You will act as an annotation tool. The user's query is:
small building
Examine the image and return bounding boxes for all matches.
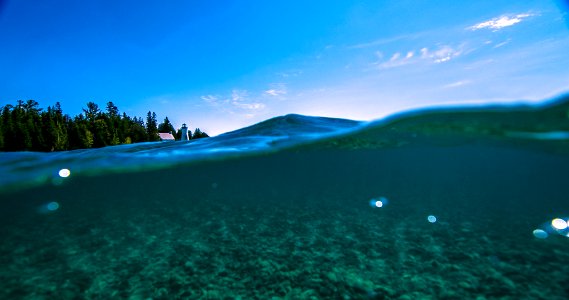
[158,132,175,141]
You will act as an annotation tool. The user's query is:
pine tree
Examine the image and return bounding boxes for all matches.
[83,102,100,123]
[93,118,109,147]
[146,111,159,141]
[0,106,4,150]
[11,102,32,150]
[1,105,13,150]
[192,128,209,139]
[40,108,56,151]
[158,116,176,134]
[131,117,148,143]
[105,102,120,145]
[52,102,69,151]
[105,102,119,118]
[0,99,208,151]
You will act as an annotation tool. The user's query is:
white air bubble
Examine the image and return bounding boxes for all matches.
[58,169,71,178]
[552,218,568,230]
[47,202,60,211]
[533,229,548,239]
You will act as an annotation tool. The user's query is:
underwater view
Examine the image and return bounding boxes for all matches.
[2,1,569,298]
[1,96,569,299]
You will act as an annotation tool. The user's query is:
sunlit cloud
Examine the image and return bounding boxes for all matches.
[469,13,534,31]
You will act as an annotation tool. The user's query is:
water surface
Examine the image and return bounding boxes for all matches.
[1,96,569,299]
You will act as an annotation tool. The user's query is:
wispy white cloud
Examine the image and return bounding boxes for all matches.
[375,51,383,59]
[231,89,247,102]
[264,83,287,97]
[493,39,511,48]
[443,80,472,89]
[469,13,534,31]
[232,102,265,110]
[230,89,265,111]
[265,90,279,96]
[277,70,303,78]
[200,95,219,105]
[423,45,463,63]
[348,33,422,49]
[375,45,463,69]
[389,52,401,61]
[202,89,266,116]
[375,51,414,69]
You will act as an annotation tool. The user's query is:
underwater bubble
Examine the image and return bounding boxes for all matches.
[369,196,388,208]
[532,229,548,239]
[551,218,568,230]
[427,215,437,223]
[46,202,60,211]
[58,168,71,178]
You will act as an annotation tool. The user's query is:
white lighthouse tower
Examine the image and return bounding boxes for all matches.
[181,123,189,141]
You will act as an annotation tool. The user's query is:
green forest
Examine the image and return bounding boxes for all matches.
[0,100,208,152]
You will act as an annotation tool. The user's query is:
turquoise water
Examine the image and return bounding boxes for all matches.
[1,96,569,299]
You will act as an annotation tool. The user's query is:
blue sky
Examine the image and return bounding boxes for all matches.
[1,0,568,135]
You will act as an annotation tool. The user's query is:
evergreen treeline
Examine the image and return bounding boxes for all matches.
[0,100,209,152]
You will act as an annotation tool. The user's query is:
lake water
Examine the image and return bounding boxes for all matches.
[1,96,569,299]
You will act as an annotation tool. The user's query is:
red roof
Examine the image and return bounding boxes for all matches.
[158,133,175,141]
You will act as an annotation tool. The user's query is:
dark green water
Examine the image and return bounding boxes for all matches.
[1,97,569,299]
